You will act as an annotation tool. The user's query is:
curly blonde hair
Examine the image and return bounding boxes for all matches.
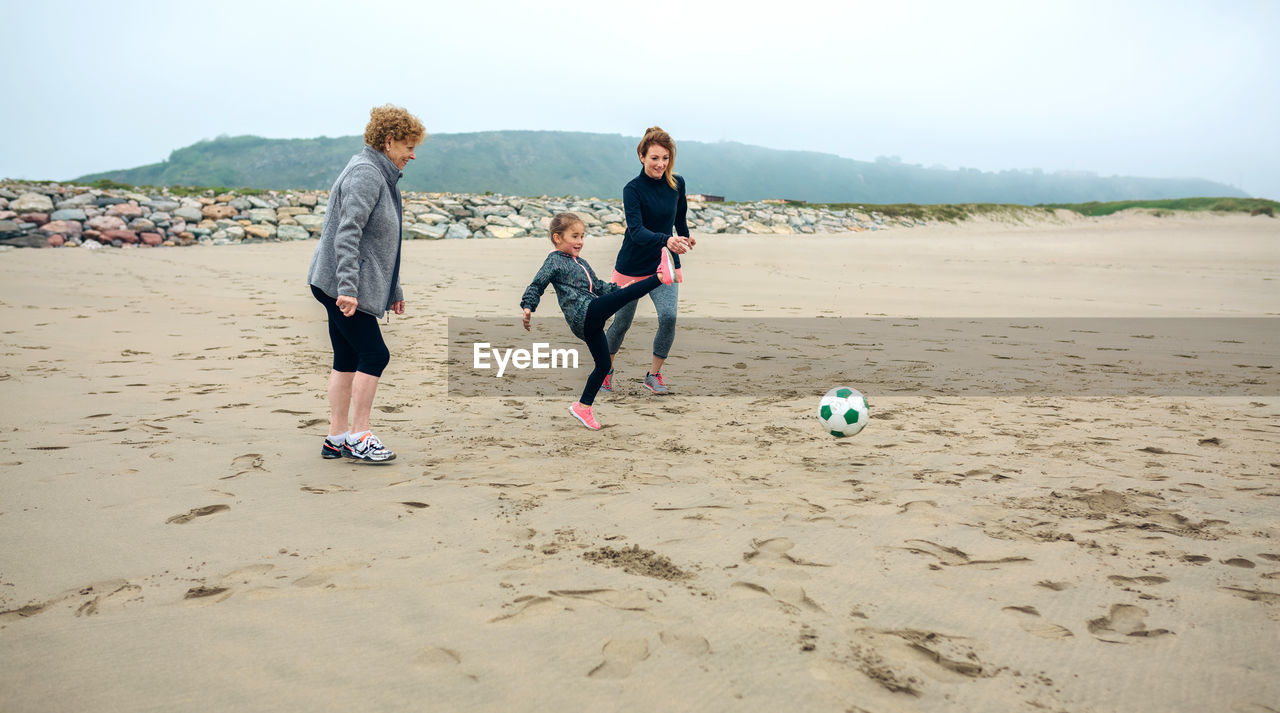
[363,105,426,149]
[637,126,678,190]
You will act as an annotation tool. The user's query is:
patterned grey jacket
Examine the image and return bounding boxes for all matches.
[520,251,620,340]
[307,147,404,318]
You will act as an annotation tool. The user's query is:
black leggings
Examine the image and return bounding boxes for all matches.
[311,285,391,377]
[580,275,662,406]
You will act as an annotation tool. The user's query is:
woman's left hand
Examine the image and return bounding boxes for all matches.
[685,235,696,250]
[391,300,405,315]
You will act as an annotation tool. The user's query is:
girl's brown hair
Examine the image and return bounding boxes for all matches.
[363,104,427,150]
[637,126,678,190]
[549,212,584,245]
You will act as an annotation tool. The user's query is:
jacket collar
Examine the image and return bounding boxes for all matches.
[362,146,402,186]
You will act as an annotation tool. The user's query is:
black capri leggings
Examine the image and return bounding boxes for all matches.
[579,275,662,406]
[311,285,391,377]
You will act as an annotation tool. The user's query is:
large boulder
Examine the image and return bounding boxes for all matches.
[50,208,87,222]
[243,224,275,239]
[42,220,83,235]
[474,205,516,217]
[293,214,324,233]
[12,192,54,212]
[0,233,51,249]
[86,215,127,232]
[486,225,526,239]
[55,193,97,210]
[173,206,203,222]
[276,224,309,240]
[106,201,144,219]
[445,223,470,239]
[202,204,237,220]
[246,208,277,224]
[101,229,139,244]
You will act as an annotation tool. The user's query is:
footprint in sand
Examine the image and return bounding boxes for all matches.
[743,537,831,568]
[548,589,651,611]
[414,646,477,681]
[488,595,562,623]
[899,539,1030,569]
[1087,604,1172,642]
[729,580,825,613]
[1002,605,1074,640]
[1108,574,1171,587]
[224,453,265,480]
[75,581,143,617]
[587,638,650,679]
[1218,587,1280,604]
[166,504,230,524]
[659,629,711,655]
[1222,558,1256,569]
[1,579,142,621]
[301,484,356,494]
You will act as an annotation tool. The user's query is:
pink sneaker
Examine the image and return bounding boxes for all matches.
[656,247,676,285]
[569,401,601,430]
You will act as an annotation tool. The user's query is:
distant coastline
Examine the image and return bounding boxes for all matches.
[69,131,1249,205]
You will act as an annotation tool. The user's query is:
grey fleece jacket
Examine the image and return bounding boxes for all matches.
[307,147,405,318]
[520,251,620,340]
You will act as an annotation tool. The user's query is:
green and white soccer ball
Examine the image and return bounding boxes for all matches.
[819,386,869,437]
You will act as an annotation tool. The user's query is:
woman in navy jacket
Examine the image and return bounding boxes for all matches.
[604,126,695,395]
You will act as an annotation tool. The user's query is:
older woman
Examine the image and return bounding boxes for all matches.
[604,126,695,395]
[307,104,425,463]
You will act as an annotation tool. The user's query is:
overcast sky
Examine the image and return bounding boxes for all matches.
[4,0,1277,199]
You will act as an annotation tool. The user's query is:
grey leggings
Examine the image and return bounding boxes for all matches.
[606,281,678,359]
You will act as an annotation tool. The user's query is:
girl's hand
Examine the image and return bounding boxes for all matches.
[391,300,405,315]
[522,308,532,331]
[667,236,689,254]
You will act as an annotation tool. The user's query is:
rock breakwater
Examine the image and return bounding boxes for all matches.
[0,181,912,249]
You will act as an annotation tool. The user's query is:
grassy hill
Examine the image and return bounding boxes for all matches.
[78,131,1248,204]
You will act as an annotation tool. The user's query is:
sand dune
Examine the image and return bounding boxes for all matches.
[0,214,1277,712]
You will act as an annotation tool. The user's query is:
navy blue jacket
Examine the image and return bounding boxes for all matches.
[615,171,688,276]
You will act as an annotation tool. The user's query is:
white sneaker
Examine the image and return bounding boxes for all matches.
[345,432,396,463]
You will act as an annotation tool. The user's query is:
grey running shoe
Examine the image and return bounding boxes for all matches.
[601,368,614,393]
[642,372,669,395]
[345,432,396,463]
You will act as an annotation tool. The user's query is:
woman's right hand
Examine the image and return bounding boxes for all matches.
[666,236,689,254]
[336,295,358,317]
[522,308,532,331]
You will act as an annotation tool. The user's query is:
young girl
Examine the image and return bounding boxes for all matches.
[521,213,677,430]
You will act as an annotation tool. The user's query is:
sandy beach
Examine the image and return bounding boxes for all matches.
[1,213,1277,712]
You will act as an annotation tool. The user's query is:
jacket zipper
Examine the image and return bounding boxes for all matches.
[571,255,592,293]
